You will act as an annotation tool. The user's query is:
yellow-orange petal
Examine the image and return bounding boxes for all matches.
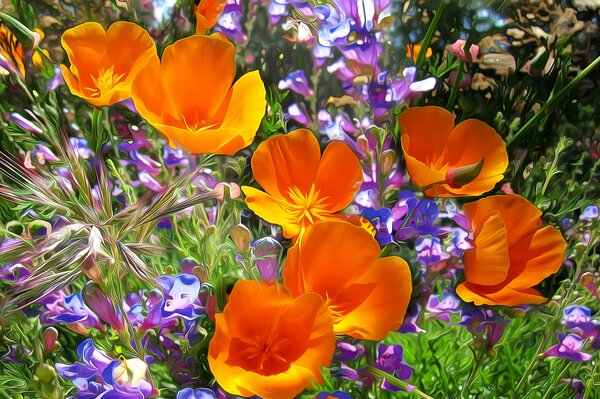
[509,225,566,289]
[241,186,301,238]
[436,119,508,196]
[251,129,321,200]
[103,21,156,82]
[195,0,227,32]
[331,256,412,340]
[397,106,455,166]
[463,195,542,248]
[455,283,547,306]
[283,221,381,298]
[161,34,235,124]
[313,141,363,212]
[402,148,446,189]
[60,21,105,81]
[463,212,510,286]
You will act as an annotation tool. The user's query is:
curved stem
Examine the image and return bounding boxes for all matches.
[415,1,447,72]
[365,365,434,399]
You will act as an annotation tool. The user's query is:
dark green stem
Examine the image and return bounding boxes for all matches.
[415,1,447,72]
[508,55,600,151]
[446,61,465,111]
[365,366,434,399]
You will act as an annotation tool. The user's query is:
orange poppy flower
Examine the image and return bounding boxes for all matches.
[406,44,432,63]
[195,0,227,33]
[398,106,508,197]
[283,220,412,340]
[0,23,25,77]
[131,33,266,155]
[60,21,156,107]
[32,28,51,69]
[242,129,362,238]
[456,194,567,306]
[208,280,335,399]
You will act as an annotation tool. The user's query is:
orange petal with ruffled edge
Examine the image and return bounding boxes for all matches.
[313,141,363,211]
[208,280,335,399]
[250,129,321,201]
[456,283,546,306]
[195,0,227,32]
[509,225,566,289]
[161,34,235,125]
[284,221,412,340]
[463,211,510,286]
[433,119,508,196]
[463,195,542,247]
[398,106,455,166]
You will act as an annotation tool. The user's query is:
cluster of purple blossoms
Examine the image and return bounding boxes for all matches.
[542,305,598,362]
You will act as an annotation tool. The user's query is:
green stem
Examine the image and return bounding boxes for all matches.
[415,1,447,72]
[460,347,485,399]
[446,61,465,111]
[508,55,600,151]
[365,366,434,399]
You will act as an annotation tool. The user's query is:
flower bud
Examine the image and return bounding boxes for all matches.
[445,158,485,188]
[43,327,59,355]
[35,363,56,383]
[230,224,251,252]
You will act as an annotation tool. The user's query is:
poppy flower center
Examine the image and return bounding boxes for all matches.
[285,185,330,227]
[85,66,126,98]
[229,331,293,375]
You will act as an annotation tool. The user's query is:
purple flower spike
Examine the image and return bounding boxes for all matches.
[177,388,217,399]
[163,146,189,168]
[361,207,394,246]
[316,392,352,399]
[252,237,282,284]
[375,344,413,392]
[127,151,162,175]
[580,205,599,222]
[335,341,365,361]
[285,102,311,126]
[393,191,442,240]
[7,112,43,134]
[278,70,314,97]
[543,334,592,362]
[563,305,592,325]
[560,378,584,399]
[426,290,461,322]
[415,237,448,266]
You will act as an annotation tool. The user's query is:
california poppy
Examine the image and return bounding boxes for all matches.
[60,21,156,106]
[456,194,567,306]
[0,23,25,77]
[208,280,335,399]
[242,129,362,238]
[283,220,412,340]
[131,33,266,155]
[398,106,508,197]
[195,0,227,33]
[406,44,432,63]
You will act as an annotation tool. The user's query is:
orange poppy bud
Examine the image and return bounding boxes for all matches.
[284,220,412,340]
[242,129,363,238]
[208,280,335,399]
[195,0,227,33]
[456,195,567,306]
[131,33,266,155]
[398,106,508,197]
[60,21,156,107]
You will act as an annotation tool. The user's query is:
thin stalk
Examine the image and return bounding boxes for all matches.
[415,1,447,72]
[365,365,434,399]
[446,61,465,111]
[508,55,600,151]
[460,347,485,399]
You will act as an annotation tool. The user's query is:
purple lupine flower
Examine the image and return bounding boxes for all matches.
[563,305,592,325]
[560,378,584,399]
[118,126,154,152]
[361,207,394,245]
[393,191,442,240]
[6,112,43,134]
[56,339,153,399]
[375,344,413,392]
[163,146,189,168]
[33,143,60,163]
[333,362,362,381]
[142,274,203,330]
[214,0,247,42]
[426,290,461,322]
[0,263,31,283]
[45,66,64,91]
[415,237,448,266]
[460,305,509,349]
[41,292,102,330]
[278,70,314,97]
[126,151,162,175]
[132,170,163,192]
[268,0,287,25]
[580,205,599,222]
[69,137,94,159]
[399,305,426,334]
[285,102,311,126]
[335,341,365,361]
[446,227,472,257]
[543,334,592,362]
[316,392,352,399]
[252,237,282,284]
[177,388,217,399]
